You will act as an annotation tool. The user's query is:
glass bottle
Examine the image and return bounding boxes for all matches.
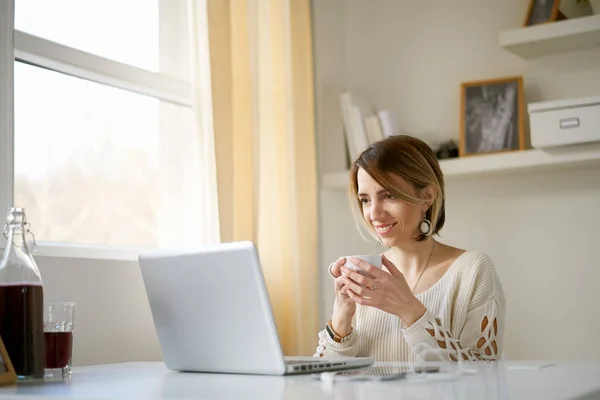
[0,208,44,379]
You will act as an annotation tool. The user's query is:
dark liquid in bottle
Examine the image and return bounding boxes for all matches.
[44,331,73,369]
[0,284,44,378]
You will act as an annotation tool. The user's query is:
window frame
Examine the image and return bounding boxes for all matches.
[0,0,14,246]
[0,0,193,260]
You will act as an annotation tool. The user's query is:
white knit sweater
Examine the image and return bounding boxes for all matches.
[316,251,506,362]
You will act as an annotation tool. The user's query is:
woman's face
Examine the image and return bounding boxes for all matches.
[357,168,426,248]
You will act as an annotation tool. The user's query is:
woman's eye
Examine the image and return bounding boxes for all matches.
[360,198,370,205]
[384,193,395,200]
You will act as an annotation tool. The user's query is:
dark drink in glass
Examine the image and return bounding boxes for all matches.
[44,331,73,369]
[44,302,75,376]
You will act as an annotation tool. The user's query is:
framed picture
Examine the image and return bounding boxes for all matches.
[524,0,560,26]
[0,335,16,385]
[459,76,525,157]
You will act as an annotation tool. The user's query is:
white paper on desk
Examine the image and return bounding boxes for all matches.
[507,361,556,370]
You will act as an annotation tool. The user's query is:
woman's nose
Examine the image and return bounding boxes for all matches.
[369,201,385,220]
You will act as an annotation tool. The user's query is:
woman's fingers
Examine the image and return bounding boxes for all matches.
[334,276,345,291]
[334,277,350,297]
[329,257,347,279]
[341,266,377,289]
[348,257,387,279]
[344,277,368,297]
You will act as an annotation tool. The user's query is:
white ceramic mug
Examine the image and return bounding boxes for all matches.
[344,254,382,277]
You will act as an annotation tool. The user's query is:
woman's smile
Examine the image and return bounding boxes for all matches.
[373,222,398,236]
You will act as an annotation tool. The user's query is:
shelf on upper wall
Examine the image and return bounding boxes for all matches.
[499,14,600,58]
[321,143,600,189]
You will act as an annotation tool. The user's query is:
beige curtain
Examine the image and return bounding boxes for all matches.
[207,0,319,356]
[167,0,221,246]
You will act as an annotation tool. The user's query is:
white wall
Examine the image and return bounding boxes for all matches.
[443,166,600,360]
[38,256,161,366]
[313,0,600,360]
[342,0,600,143]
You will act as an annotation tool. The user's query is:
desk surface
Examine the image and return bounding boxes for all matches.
[1,361,600,400]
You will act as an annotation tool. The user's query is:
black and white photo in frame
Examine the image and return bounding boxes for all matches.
[460,76,525,157]
[524,0,560,26]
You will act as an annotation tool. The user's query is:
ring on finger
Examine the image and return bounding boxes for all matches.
[370,278,379,291]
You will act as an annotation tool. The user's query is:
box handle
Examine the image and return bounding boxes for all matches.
[559,117,580,129]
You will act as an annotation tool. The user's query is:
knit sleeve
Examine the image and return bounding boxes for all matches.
[313,327,360,358]
[402,254,506,361]
[402,296,504,361]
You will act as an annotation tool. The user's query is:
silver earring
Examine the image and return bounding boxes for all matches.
[420,218,431,235]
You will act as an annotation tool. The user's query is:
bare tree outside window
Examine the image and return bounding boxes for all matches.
[13,63,162,247]
[8,0,196,248]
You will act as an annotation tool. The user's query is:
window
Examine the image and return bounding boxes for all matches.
[1,0,195,250]
[15,0,159,71]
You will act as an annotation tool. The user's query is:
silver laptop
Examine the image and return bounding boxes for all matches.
[138,240,374,375]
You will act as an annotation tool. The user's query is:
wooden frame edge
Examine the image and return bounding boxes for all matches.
[0,335,17,385]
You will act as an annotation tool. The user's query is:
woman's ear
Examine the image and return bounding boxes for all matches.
[420,185,437,211]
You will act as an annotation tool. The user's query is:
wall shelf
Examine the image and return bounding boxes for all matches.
[321,143,600,189]
[499,14,600,58]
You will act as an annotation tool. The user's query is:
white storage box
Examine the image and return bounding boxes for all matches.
[528,95,600,148]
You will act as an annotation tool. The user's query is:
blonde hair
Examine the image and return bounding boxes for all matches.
[348,135,445,242]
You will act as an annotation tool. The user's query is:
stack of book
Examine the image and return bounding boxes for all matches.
[339,91,398,162]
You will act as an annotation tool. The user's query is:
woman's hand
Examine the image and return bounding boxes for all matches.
[334,276,356,314]
[328,257,345,279]
[341,255,427,326]
[330,257,356,336]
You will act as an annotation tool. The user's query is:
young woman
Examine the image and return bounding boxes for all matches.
[314,135,506,362]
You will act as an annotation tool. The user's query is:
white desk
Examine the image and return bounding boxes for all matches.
[1,361,600,400]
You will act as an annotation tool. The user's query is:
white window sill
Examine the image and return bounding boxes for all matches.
[22,242,152,262]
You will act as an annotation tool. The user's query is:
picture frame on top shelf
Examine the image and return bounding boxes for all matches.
[524,0,561,26]
[0,335,17,385]
[459,76,525,157]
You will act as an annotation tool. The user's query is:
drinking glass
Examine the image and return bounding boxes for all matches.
[44,302,75,377]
